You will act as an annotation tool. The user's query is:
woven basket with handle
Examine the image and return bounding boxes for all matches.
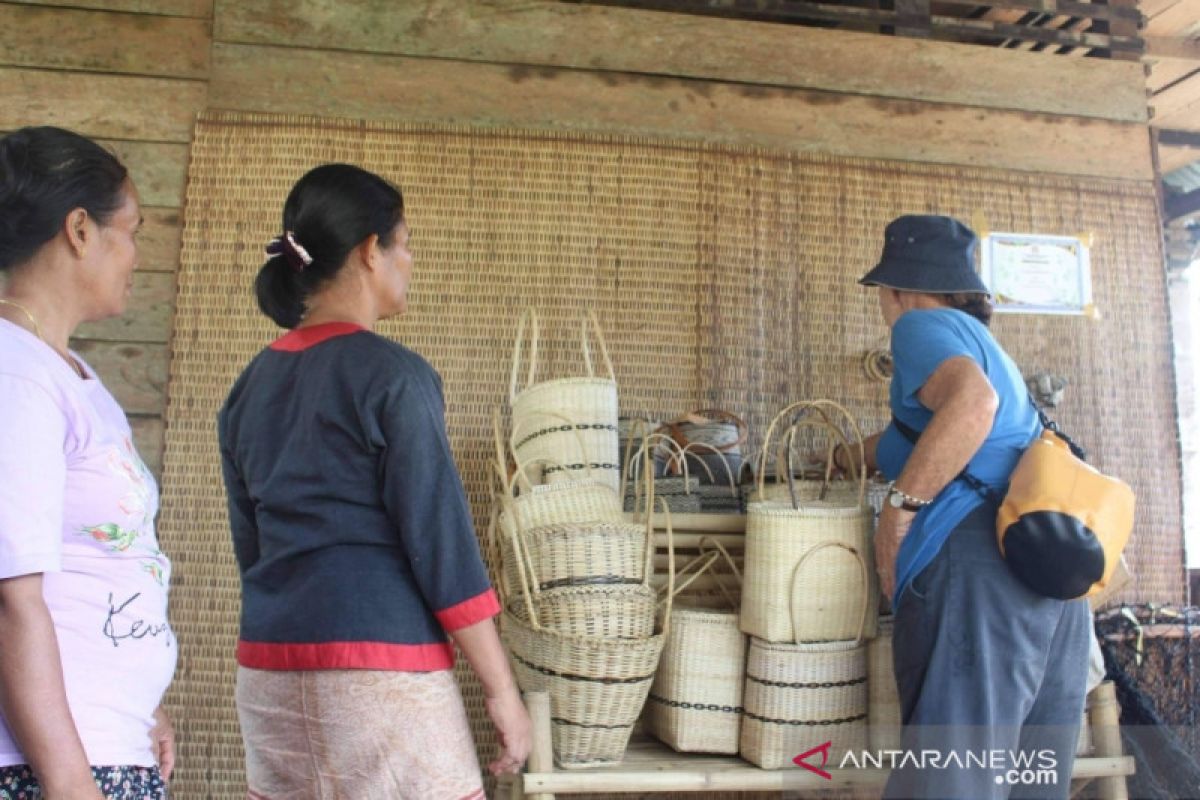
[510,309,620,492]
[740,541,870,769]
[741,400,879,642]
[644,536,746,754]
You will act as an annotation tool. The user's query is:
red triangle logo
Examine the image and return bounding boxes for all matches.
[793,741,833,780]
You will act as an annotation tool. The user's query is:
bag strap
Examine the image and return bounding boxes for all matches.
[889,413,1003,504]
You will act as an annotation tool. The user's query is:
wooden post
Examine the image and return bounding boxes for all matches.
[526,691,555,800]
[1088,681,1129,800]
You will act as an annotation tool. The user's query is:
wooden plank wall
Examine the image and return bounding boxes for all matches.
[0,0,1156,482]
[0,0,211,475]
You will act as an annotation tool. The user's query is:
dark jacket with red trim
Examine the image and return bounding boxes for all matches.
[217,322,499,671]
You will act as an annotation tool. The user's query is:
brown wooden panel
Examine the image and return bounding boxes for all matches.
[70,340,167,415]
[0,134,188,207]
[208,43,1155,181]
[213,0,1148,122]
[139,206,183,272]
[130,414,164,477]
[74,272,176,343]
[0,68,204,142]
[102,140,189,207]
[9,0,210,17]
[0,3,210,78]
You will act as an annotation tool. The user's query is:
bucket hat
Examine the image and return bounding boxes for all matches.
[858,214,989,295]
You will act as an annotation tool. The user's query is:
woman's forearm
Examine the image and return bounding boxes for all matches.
[0,575,98,797]
[449,617,518,698]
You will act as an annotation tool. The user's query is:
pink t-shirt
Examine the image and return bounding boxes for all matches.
[0,319,176,767]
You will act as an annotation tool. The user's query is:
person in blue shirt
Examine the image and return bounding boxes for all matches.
[836,215,1090,799]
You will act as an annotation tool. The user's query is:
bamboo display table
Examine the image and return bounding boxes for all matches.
[504,512,1134,798]
[504,682,1134,798]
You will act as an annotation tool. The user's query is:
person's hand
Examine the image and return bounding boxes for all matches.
[484,686,531,777]
[874,504,916,601]
[149,705,175,782]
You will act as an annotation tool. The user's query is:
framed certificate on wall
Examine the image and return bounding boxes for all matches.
[980,232,1093,316]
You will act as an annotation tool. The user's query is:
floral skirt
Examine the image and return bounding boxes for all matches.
[237,667,485,800]
[0,765,166,799]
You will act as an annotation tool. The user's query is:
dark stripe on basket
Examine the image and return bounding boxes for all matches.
[537,575,643,591]
[743,711,868,727]
[551,717,635,730]
[542,463,621,475]
[745,674,867,690]
[514,423,618,450]
[647,693,743,714]
[510,653,655,685]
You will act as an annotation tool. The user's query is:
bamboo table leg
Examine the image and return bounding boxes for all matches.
[1088,681,1129,800]
[526,691,555,800]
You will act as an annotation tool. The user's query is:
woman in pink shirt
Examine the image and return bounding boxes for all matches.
[0,128,176,798]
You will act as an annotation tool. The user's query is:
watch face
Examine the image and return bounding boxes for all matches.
[887,491,904,508]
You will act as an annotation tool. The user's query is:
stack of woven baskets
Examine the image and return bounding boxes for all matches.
[493,309,671,769]
[739,401,878,768]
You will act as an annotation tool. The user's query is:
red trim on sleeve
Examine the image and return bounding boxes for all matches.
[270,322,366,352]
[435,588,501,632]
[237,639,455,671]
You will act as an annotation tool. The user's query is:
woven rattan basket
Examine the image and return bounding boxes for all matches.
[742,401,879,642]
[500,499,675,768]
[510,309,620,492]
[867,614,902,751]
[740,543,870,769]
[644,537,746,754]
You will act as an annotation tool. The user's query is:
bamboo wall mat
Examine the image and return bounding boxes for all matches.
[161,110,1179,796]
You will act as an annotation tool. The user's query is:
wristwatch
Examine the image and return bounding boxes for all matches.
[886,484,932,512]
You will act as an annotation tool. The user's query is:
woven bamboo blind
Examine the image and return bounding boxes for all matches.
[161,110,1178,796]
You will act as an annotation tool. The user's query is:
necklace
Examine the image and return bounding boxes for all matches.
[0,297,86,379]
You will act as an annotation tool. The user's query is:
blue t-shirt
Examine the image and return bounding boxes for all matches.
[875,308,1038,606]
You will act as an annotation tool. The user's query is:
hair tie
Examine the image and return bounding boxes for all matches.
[264,231,313,272]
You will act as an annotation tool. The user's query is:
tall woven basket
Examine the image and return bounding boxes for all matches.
[509,309,620,492]
[741,542,870,769]
[867,615,902,751]
[499,499,675,769]
[644,538,746,754]
[742,400,879,642]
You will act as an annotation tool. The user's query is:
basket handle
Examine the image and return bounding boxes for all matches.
[580,310,617,384]
[788,541,870,647]
[657,550,720,605]
[677,440,739,498]
[663,409,748,452]
[508,308,540,403]
[619,416,654,496]
[509,309,616,401]
[758,401,867,506]
[496,489,544,631]
[778,417,853,509]
[657,496,675,638]
[627,432,713,506]
[698,535,743,611]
